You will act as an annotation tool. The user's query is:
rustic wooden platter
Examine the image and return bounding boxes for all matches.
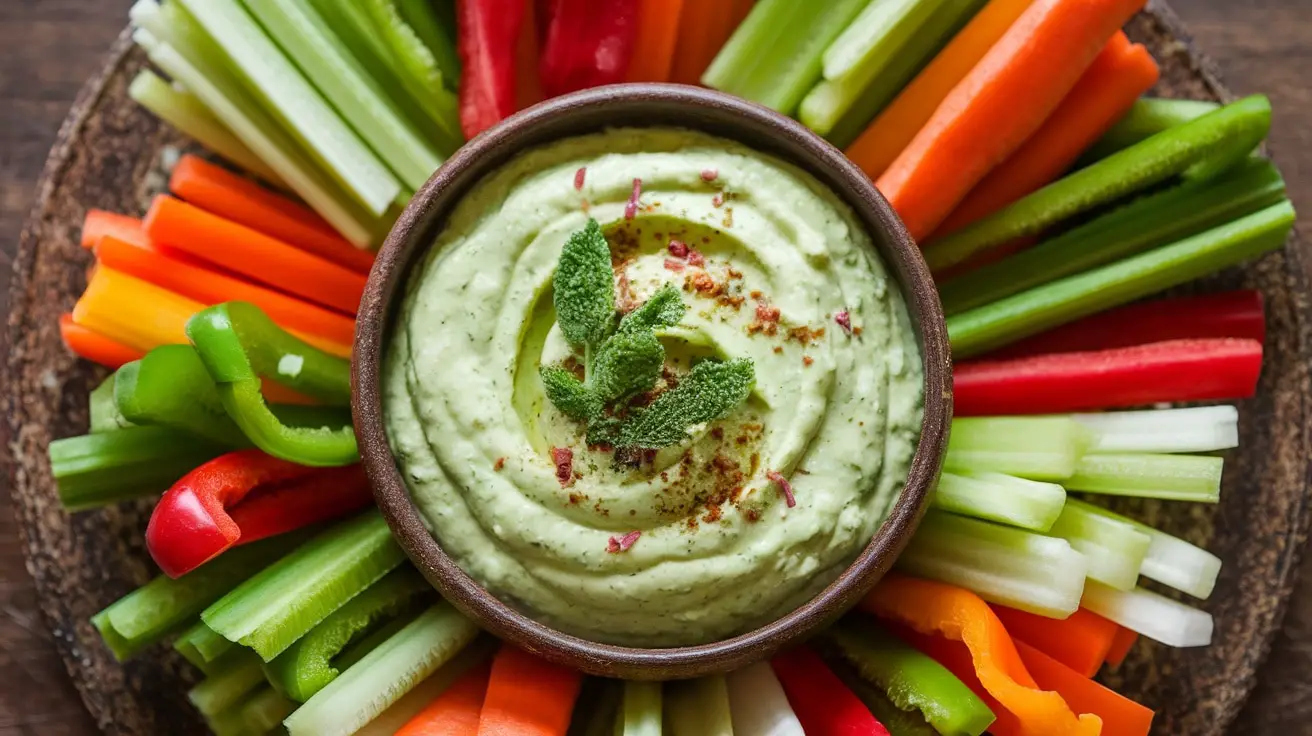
[4,3,1310,734]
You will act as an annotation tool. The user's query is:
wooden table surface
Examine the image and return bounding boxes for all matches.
[2,2,1309,735]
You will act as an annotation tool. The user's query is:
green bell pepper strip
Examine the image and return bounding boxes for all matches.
[947,199,1295,358]
[115,344,251,447]
[923,95,1273,272]
[939,156,1287,315]
[833,663,939,736]
[89,374,133,433]
[824,621,995,736]
[186,301,357,467]
[50,426,227,510]
[1081,97,1221,164]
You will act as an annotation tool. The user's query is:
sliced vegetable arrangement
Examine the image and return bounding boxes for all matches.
[47,0,1298,733]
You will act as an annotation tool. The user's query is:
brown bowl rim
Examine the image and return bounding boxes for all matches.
[352,83,952,680]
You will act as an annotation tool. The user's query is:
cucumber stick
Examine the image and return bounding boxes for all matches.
[1046,500,1151,590]
[664,676,733,736]
[1066,453,1224,503]
[1082,581,1213,647]
[945,417,1091,481]
[1073,406,1239,454]
[619,680,662,736]
[284,603,480,736]
[725,662,804,736]
[188,649,267,716]
[203,510,407,661]
[175,620,237,672]
[932,471,1066,533]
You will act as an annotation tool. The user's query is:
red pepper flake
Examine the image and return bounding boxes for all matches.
[767,470,796,508]
[624,178,642,220]
[607,530,641,553]
[773,346,783,354]
[745,508,761,523]
[749,290,763,299]
[756,303,781,323]
[690,271,719,295]
[701,168,718,182]
[835,310,852,335]
[494,457,506,471]
[573,167,586,190]
[668,239,689,258]
[687,250,705,267]
[664,258,686,272]
[802,355,814,366]
[712,192,725,208]
[551,447,574,487]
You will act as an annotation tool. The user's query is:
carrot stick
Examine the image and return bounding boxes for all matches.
[876,0,1147,240]
[932,33,1159,237]
[476,646,582,736]
[515,0,545,110]
[845,0,1036,180]
[625,0,686,82]
[668,0,753,86]
[991,606,1120,678]
[58,313,145,368]
[81,209,149,250]
[168,155,376,274]
[1104,627,1138,668]
[397,661,493,736]
[143,195,367,315]
[94,235,355,355]
[1015,641,1155,736]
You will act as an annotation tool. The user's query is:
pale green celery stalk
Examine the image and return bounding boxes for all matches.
[620,680,663,736]
[665,677,733,736]
[932,471,1066,532]
[1066,453,1224,503]
[945,417,1091,481]
[702,0,870,115]
[398,0,460,82]
[1074,406,1239,454]
[725,662,805,736]
[353,639,497,736]
[238,688,297,733]
[175,620,236,672]
[897,510,1087,618]
[130,2,379,246]
[1082,581,1213,647]
[947,200,1296,357]
[172,0,401,216]
[801,0,950,136]
[1083,98,1222,164]
[361,0,457,105]
[243,0,442,191]
[189,649,267,716]
[203,510,407,661]
[284,603,480,736]
[1046,500,1151,590]
[89,374,133,433]
[128,69,286,188]
[1063,499,1222,599]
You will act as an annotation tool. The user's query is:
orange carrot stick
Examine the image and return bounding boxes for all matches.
[668,0,753,86]
[168,155,376,274]
[876,0,1147,240]
[1016,641,1154,736]
[397,661,493,736]
[59,313,145,368]
[991,605,1120,678]
[143,195,367,316]
[932,33,1159,237]
[1104,627,1138,668]
[81,210,149,250]
[625,0,687,82]
[476,647,582,736]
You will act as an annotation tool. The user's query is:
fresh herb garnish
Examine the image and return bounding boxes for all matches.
[540,218,755,451]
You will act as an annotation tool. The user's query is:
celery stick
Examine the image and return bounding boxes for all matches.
[726,662,804,736]
[620,680,663,736]
[51,426,226,510]
[398,0,459,82]
[702,0,870,115]
[128,69,287,188]
[1066,453,1224,503]
[938,157,1287,315]
[189,649,267,716]
[175,620,236,672]
[243,0,442,191]
[1074,406,1240,454]
[1084,98,1222,163]
[1082,581,1213,647]
[1063,499,1222,599]
[665,676,733,736]
[284,603,480,736]
[801,0,949,136]
[238,687,297,733]
[90,374,133,433]
[947,199,1295,357]
[566,679,621,736]
[925,95,1273,272]
[932,471,1066,532]
[1046,500,1151,590]
[352,639,495,736]
[361,0,458,102]
[203,510,407,661]
[897,510,1087,618]
[945,417,1090,481]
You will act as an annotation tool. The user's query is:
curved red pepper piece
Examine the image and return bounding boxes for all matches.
[772,646,891,736]
[539,0,640,97]
[458,0,527,139]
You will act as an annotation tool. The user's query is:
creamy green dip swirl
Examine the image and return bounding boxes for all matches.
[383,128,923,647]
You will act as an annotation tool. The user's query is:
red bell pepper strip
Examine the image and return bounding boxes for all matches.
[954,338,1264,416]
[985,290,1266,360]
[1014,641,1154,736]
[145,450,372,578]
[60,314,145,369]
[772,646,891,736]
[539,0,640,98]
[458,0,526,139]
[991,606,1119,678]
[1104,627,1138,668]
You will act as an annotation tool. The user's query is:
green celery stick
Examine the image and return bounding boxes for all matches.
[801,0,950,136]
[203,510,407,661]
[50,426,226,510]
[352,638,497,736]
[89,374,133,433]
[175,620,237,672]
[1074,406,1239,455]
[127,69,287,188]
[1063,499,1221,599]
[1082,582,1213,647]
[619,680,662,736]
[114,345,249,447]
[1065,453,1224,503]
[938,157,1287,315]
[243,0,442,191]
[702,0,870,115]
[945,417,1091,481]
[932,471,1066,533]
[1083,97,1222,164]
[947,199,1296,357]
[565,679,622,736]
[361,0,458,104]
[897,510,1087,618]
[398,0,459,83]
[238,688,297,733]
[284,603,480,736]
[924,95,1273,272]
[189,649,267,716]
[1047,499,1151,590]
[665,676,733,736]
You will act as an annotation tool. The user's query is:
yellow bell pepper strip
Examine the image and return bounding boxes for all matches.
[860,574,1102,736]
